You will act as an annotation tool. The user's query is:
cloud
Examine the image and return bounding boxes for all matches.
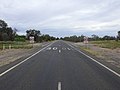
[0,0,120,37]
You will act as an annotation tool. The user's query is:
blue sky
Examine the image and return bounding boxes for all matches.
[0,0,120,37]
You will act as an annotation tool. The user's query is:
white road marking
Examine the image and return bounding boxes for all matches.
[59,50,61,53]
[53,47,57,50]
[68,43,120,78]
[46,47,51,50]
[0,42,54,77]
[62,48,66,50]
[67,48,70,50]
[58,82,61,90]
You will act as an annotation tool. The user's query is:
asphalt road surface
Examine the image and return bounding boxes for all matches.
[0,40,120,90]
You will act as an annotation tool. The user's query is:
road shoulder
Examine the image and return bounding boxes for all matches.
[72,42,120,74]
[0,42,51,74]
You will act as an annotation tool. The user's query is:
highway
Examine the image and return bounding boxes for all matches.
[0,40,120,90]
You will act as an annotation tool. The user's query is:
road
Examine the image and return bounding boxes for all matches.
[0,40,120,90]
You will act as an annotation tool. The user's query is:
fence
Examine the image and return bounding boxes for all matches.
[0,41,33,50]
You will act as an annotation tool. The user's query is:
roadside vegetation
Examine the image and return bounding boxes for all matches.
[0,19,58,50]
[0,41,33,50]
[90,40,120,49]
[0,19,120,50]
[62,31,120,49]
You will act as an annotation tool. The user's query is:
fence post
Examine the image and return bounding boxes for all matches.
[9,44,11,49]
[3,44,5,50]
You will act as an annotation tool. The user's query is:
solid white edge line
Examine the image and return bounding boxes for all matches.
[0,42,54,77]
[58,82,61,90]
[67,43,120,78]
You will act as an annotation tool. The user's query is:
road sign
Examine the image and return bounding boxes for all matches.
[29,36,34,43]
[84,36,88,44]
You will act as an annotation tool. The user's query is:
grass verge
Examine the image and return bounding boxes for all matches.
[90,40,120,49]
[0,41,33,50]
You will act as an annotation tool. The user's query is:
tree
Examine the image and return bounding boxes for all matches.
[56,37,59,40]
[91,34,99,41]
[26,29,41,42]
[0,20,8,41]
[50,36,56,41]
[62,35,85,42]
[79,35,85,42]
[15,35,26,42]
[118,31,120,40]
[0,19,16,41]
[39,34,56,42]
[2,33,9,41]
[60,37,63,40]
[0,19,7,28]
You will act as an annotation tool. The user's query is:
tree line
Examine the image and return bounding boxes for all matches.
[0,19,120,42]
[0,19,57,42]
[26,29,57,42]
[61,34,120,42]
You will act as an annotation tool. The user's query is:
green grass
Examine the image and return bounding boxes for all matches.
[0,41,33,50]
[90,40,120,49]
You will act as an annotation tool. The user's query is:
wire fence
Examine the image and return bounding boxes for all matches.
[0,41,33,50]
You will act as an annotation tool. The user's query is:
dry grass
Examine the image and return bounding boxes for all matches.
[0,41,33,50]
[90,40,120,49]
[80,46,101,56]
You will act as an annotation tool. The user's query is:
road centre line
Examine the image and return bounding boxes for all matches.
[67,43,120,78]
[62,48,66,50]
[58,82,62,90]
[59,50,61,53]
[67,48,70,50]
[0,42,55,77]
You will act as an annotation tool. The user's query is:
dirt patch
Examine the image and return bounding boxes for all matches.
[74,42,120,70]
[0,43,43,67]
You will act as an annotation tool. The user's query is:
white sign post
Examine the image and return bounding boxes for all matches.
[29,37,34,48]
[29,36,35,44]
[84,36,89,49]
[84,36,88,44]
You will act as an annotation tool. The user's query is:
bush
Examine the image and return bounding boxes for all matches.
[14,37,26,42]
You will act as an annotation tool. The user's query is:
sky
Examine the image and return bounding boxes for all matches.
[0,0,120,37]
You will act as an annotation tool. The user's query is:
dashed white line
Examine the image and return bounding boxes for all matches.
[59,50,61,53]
[0,42,54,77]
[67,48,70,50]
[62,48,66,50]
[67,43,120,78]
[58,82,62,90]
